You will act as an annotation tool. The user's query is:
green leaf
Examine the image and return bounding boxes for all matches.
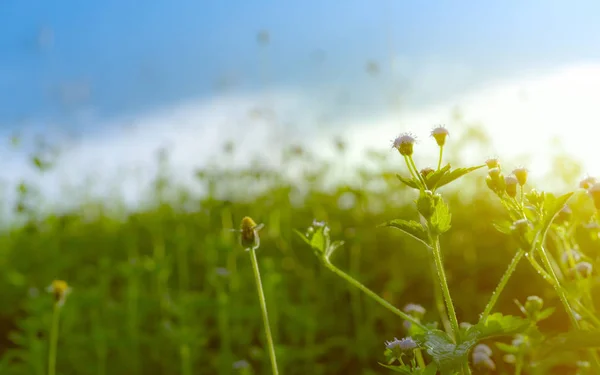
[379,219,429,245]
[433,165,485,190]
[534,307,556,322]
[492,220,513,235]
[396,174,420,189]
[541,330,600,356]
[430,198,452,234]
[424,164,452,190]
[310,227,327,254]
[415,330,464,373]
[466,313,530,342]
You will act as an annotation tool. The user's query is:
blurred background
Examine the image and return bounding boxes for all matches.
[1,1,600,374]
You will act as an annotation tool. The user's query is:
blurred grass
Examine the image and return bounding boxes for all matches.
[0,133,581,375]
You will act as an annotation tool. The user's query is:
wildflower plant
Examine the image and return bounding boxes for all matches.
[233,216,279,375]
[296,127,538,374]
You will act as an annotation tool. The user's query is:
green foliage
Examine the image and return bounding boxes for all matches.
[378,219,428,246]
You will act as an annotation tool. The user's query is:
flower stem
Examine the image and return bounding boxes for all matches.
[428,252,453,335]
[429,234,460,341]
[324,262,428,331]
[48,303,61,375]
[403,155,426,189]
[249,248,279,375]
[537,245,579,327]
[481,249,525,322]
[408,156,428,189]
[437,146,444,171]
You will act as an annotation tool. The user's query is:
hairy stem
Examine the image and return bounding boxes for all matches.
[249,248,279,375]
[325,262,428,331]
[481,249,525,322]
[430,234,460,341]
[429,252,453,335]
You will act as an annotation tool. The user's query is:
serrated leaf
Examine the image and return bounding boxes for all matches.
[467,313,530,342]
[379,219,428,245]
[424,164,452,189]
[433,165,485,190]
[415,314,529,373]
[430,199,452,234]
[541,330,600,356]
[415,330,464,373]
[396,174,420,189]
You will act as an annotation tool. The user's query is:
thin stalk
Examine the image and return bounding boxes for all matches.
[429,253,453,335]
[48,303,61,375]
[481,249,525,322]
[537,245,579,327]
[249,248,279,375]
[429,235,460,341]
[403,155,426,190]
[324,262,428,331]
[408,156,428,189]
[437,146,444,171]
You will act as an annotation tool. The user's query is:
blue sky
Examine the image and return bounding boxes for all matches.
[2,0,600,132]
[2,1,600,211]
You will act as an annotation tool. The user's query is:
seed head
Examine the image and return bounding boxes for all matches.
[512,167,528,186]
[403,303,426,319]
[47,280,71,306]
[431,126,449,146]
[392,133,416,156]
[580,176,597,190]
[505,175,518,198]
[385,337,418,351]
[485,158,500,169]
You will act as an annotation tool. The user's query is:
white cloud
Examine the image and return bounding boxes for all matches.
[6,62,600,213]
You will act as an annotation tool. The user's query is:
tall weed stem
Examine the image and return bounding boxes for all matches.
[48,303,61,375]
[481,249,525,322]
[429,234,460,341]
[249,247,279,375]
